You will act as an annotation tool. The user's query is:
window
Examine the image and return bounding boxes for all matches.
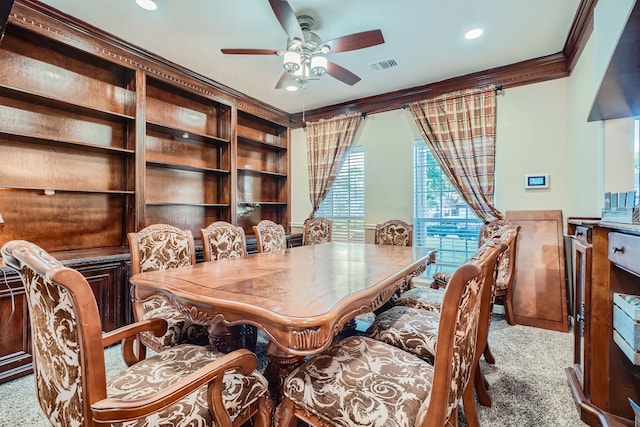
[413,139,482,270]
[316,145,365,242]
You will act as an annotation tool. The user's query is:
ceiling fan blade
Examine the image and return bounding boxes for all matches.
[324,29,385,53]
[327,61,361,86]
[221,48,280,55]
[275,71,295,89]
[269,0,304,42]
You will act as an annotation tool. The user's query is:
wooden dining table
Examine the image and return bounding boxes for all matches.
[129,242,436,399]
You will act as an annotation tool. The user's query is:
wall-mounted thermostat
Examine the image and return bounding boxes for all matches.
[524,174,549,189]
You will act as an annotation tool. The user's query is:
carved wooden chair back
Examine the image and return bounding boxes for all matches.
[424,247,497,425]
[1,240,272,427]
[127,224,208,354]
[375,219,413,246]
[200,221,247,261]
[252,220,286,253]
[302,216,333,245]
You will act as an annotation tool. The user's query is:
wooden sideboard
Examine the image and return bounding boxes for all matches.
[0,234,302,384]
[566,219,639,426]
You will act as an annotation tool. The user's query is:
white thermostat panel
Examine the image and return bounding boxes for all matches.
[524,174,549,189]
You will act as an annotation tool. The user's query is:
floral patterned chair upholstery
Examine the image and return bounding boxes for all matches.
[374,219,413,246]
[252,220,287,253]
[200,221,257,352]
[365,239,505,427]
[275,257,486,427]
[200,221,248,261]
[302,216,333,245]
[1,240,272,427]
[128,224,209,356]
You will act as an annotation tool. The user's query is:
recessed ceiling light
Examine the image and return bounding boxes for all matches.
[465,28,484,40]
[136,0,157,11]
[286,85,298,92]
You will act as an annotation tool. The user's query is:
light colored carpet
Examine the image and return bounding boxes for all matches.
[0,314,585,426]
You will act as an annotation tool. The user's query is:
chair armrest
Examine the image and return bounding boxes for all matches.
[91,348,258,425]
[101,318,168,348]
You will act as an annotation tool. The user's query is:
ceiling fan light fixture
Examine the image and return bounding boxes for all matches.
[283,51,301,72]
[135,0,157,11]
[310,55,328,76]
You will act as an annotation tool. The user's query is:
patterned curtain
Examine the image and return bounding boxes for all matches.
[409,86,503,222]
[306,112,363,217]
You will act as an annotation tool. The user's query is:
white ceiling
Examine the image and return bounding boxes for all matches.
[36,0,581,114]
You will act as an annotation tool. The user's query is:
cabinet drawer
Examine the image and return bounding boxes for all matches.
[574,226,592,245]
[609,232,640,276]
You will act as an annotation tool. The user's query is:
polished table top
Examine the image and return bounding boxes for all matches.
[130,242,435,356]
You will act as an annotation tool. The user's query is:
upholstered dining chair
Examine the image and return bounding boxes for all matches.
[253,219,287,253]
[397,220,520,321]
[1,240,272,427]
[302,216,333,245]
[200,221,257,352]
[375,219,413,246]
[200,220,248,261]
[276,256,486,427]
[365,238,505,427]
[487,222,521,326]
[371,219,415,316]
[391,226,519,410]
[128,224,209,357]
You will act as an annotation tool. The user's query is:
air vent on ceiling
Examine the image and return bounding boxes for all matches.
[370,58,398,71]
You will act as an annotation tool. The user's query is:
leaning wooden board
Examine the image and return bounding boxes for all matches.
[505,210,569,332]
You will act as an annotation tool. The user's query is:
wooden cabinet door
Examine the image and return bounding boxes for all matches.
[0,271,33,383]
[506,209,569,332]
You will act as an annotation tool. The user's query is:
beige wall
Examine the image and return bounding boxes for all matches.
[289,0,634,233]
[291,81,574,236]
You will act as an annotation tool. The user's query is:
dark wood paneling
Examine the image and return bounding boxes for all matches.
[0,272,32,383]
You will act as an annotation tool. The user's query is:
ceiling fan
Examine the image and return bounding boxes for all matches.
[221,0,385,91]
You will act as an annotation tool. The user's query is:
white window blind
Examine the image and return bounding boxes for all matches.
[413,139,481,268]
[316,145,365,243]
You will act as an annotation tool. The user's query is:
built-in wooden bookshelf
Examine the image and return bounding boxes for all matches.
[0,25,136,252]
[0,2,292,384]
[144,77,233,234]
[236,110,289,235]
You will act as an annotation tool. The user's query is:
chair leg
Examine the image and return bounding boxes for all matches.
[483,342,496,365]
[474,364,492,407]
[504,296,517,325]
[462,379,479,427]
[253,396,274,427]
[275,398,298,427]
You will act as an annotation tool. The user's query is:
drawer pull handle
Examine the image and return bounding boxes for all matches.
[576,231,583,236]
[613,246,624,254]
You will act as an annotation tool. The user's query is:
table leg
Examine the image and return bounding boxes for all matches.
[263,340,304,404]
[207,323,257,353]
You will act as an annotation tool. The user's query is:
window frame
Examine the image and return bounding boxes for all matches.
[316,145,365,243]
